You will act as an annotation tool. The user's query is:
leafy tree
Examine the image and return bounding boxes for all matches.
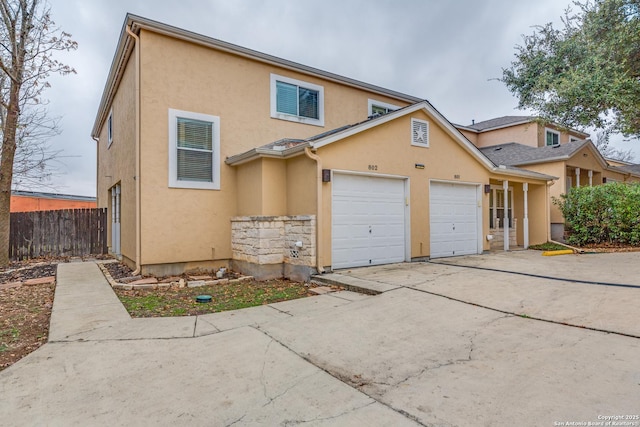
[592,129,635,161]
[501,0,640,139]
[0,0,77,266]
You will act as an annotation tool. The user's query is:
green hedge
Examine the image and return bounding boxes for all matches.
[554,183,640,246]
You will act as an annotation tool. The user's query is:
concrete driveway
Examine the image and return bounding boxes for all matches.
[1,252,638,426]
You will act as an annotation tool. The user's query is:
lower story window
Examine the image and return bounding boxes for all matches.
[168,109,220,190]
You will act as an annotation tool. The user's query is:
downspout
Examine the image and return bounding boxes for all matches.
[304,146,325,274]
[126,25,142,275]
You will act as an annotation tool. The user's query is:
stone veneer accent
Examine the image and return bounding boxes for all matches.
[230,215,316,281]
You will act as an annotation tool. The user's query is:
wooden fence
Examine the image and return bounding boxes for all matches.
[9,208,107,260]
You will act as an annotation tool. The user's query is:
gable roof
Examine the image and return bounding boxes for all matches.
[459,116,533,132]
[479,139,614,172]
[455,115,589,137]
[91,14,423,139]
[619,163,640,174]
[226,102,556,182]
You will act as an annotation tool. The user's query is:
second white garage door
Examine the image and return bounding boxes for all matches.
[430,181,481,258]
[332,174,407,269]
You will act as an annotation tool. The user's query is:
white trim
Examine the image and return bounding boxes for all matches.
[107,109,113,147]
[545,128,560,146]
[270,73,324,127]
[168,108,221,190]
[311,102,498,169]
[411,118,429,148]
[367,99,400,116]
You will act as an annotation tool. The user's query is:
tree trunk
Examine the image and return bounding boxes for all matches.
[0,79,20,266]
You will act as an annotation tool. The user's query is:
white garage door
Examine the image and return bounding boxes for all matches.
[332,174,406,269]
[430,182,481,258]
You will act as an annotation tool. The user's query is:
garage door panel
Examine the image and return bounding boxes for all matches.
[332,174,406,269]
[430,182,480,259]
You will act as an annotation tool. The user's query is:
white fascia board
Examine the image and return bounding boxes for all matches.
[310,101,497,170]
[492,166,557,181]
[226,143,309,166]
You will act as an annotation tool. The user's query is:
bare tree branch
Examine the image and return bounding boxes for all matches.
[0,0,77,266]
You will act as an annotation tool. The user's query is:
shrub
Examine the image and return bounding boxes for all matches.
[554,183,640,246]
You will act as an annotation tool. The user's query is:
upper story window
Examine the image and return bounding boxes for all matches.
[107,110,113,147]
[168,109,220,190]
[368,99,400,117]
[270,74,324,127]
[545,128,560,146]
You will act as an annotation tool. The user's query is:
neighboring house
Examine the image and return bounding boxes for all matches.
[10,190,97,213]
[91,14,555,280]
[457,116,640,240]
[457,116,589,149]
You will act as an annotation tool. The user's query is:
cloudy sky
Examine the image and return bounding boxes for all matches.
[37,0,638,197]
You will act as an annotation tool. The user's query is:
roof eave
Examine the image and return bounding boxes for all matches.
[92,14,424,139]
[491,166,557,181]
[226,143,309,166]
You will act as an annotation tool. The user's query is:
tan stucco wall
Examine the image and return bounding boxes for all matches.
[261,158,287,216]
[236,161,263,215]
[132,29,412,266]
[286,155,316,215]
[521,162,565,224]
[474,122,589,149]
[459,129,478,144]
[96,55,137,264]
[476,123,538,148]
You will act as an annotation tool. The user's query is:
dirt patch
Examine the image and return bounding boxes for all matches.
[0,259,59,372]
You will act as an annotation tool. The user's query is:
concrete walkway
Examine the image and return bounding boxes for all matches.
[1,256,638,426]
[2,262,417,426]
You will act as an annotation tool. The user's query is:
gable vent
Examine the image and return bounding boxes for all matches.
[411,118,429,147]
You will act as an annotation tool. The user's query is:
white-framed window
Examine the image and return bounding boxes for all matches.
[368,99,400,117]
[168,109,220,190]
[546,128,560,146]
[411,118,429,148]
[270,73,324,126]
[107,110,113,147]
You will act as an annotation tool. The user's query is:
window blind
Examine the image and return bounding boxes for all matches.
[176,117,213,182]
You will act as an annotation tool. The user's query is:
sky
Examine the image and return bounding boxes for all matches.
[34,0,640,197]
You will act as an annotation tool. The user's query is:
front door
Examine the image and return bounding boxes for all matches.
[111,183,121,256]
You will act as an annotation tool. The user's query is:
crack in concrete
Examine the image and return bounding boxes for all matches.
[281,400,377,426]
[255,327,428,426]
[259,339,274,401]
[225,414,246,426]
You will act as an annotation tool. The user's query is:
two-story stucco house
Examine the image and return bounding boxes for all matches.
[92,15,556,280]
[456,116,640,240]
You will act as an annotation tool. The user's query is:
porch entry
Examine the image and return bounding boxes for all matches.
[489,184,516,250]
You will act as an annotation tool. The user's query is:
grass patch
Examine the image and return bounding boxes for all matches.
[114,279,313,317]
[528,242,569,251]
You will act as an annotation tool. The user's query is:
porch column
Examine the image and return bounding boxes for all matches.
[588,170,593,187]
[492,188,497,228]
[575,168,581,188]
[503,180,509,251]
[523,182,529,249]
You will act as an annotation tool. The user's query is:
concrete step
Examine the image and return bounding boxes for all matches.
[311,273,401,295]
